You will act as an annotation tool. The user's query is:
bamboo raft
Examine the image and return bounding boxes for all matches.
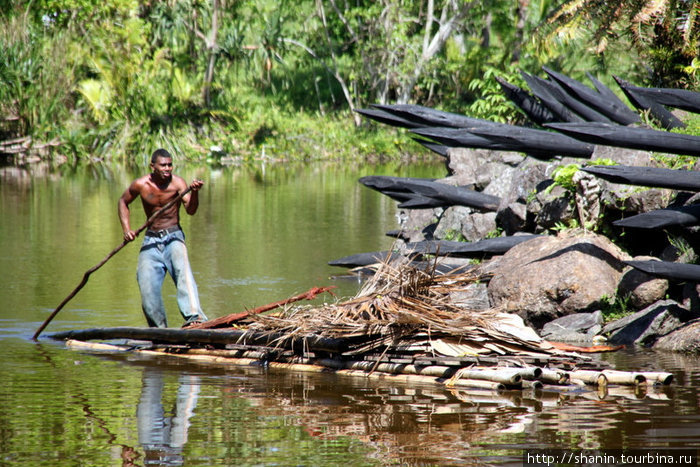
[51,258,674,394]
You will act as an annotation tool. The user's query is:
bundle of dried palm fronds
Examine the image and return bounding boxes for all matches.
[243,257,566,359]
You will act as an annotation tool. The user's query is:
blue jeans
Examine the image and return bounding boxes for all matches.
[137,229,207,328]
[137,368,201,465]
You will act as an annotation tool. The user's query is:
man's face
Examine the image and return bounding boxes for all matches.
[151,157,173,180]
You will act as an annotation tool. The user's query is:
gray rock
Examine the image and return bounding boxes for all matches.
[396,208,439,242]
[483,166,518,200]
[486,230,627,329]
[497,202,528,235]
[445,148,522,189]
[617,256,669,309]
[460,212,498,242]
[653,319,700,352]
[496,163,548,234]
[527,184,576,232]
[603,185,674,214]
[591,146,657,167]
[498,162,548,208]
[682,283,700,312]
[540,311,603,342]
[449,281,491,311]
[433,206,470,240]
[603,299,700,346]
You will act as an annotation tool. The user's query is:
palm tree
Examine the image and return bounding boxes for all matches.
[542,0,700,87]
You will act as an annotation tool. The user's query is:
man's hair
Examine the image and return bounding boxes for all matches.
[151,148,172,163]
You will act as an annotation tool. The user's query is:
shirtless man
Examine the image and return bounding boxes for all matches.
[118,148,208,328]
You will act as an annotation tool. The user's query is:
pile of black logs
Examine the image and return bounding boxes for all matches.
[330,67,700,283]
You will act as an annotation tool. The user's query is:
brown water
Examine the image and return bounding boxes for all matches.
[2,160,700,466]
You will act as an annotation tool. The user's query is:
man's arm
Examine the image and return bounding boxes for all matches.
[118,181,140,242]
[183,179,204,215]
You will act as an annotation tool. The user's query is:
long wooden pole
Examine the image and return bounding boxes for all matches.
[32,186,193,340]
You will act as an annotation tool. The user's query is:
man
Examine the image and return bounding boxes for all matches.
[118,148,208,328]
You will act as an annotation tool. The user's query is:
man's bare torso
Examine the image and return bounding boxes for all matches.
[135,174,188,231]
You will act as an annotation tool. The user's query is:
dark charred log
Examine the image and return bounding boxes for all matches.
[546,122,700,157]
[613,76,685,130]
[583,165,700,192]
[614,205,700,229]
[406,235,541,257]
[625,260,700,282]
[495,76,556,126]
[542,67,640,125]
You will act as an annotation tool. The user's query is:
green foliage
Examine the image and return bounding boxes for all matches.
[442,229,467,242]
[467,66,521,122]
[652,153,697,170]
[542,0,700,87]
[551,163,581,192]
[3,0,699,164]
[600,293,633,324]
[0,15,76,141]
[548,158,617,194]
[551,218,580,232]
[667,234,698,264]
[484,227,504,239]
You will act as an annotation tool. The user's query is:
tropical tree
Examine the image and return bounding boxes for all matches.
[542,0,700,87]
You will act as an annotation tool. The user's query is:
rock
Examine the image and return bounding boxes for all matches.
[396,208,438,242]
[653,319,700,352]
[445,148,523,189]
[496,202,528,235]
[617,256,669,308]
[527,184,576,233]
[602,299,700,346]
[483,166,518,200]
[540,311,603,342]
[592,146,657,167]
[486,230,628,329]
[433,206,470,240]
[496,163,548,234]
[449,282,491,311]
[682,283,700,312]
[428,206,499,243]
[603,185,674,214]
[459,211,498,241]
[389,135,695,331]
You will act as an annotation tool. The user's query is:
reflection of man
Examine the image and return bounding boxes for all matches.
[137,368,201,465]
[118,148,207,328]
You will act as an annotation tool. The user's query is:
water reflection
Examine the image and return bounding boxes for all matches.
[137,369,200,466]
[6,160,700,465]
[81,347,695,466]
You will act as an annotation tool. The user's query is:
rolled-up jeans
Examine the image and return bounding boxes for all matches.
[137,229,207,328]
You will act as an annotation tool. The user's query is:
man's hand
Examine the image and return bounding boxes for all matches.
[123,230,137,242]
[190,179,204,191]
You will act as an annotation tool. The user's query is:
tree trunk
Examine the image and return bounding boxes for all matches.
[397,1,474,104]
[202,0,220,107]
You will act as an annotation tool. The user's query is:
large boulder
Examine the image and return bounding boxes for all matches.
[484,230,628,329]
[617,256,669,308]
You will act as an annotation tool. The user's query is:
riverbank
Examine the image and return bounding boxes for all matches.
[0,110,430,167]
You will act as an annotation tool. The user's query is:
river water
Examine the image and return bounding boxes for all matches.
[2,160,700,466]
